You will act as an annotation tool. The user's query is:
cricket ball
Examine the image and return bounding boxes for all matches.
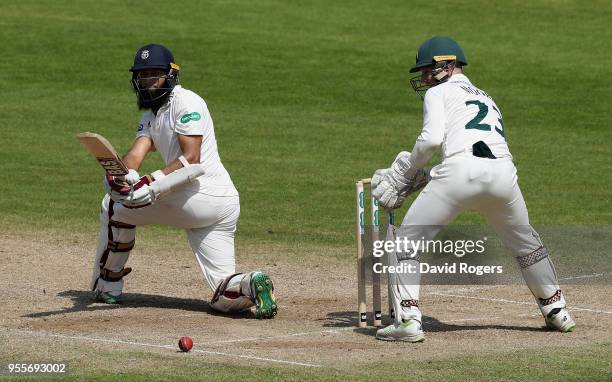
[178,336,193,352]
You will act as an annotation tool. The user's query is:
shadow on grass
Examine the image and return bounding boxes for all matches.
[23,289,255,320]
[322,311,545,335]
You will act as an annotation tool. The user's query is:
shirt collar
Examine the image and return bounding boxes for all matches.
[449,73,470,83]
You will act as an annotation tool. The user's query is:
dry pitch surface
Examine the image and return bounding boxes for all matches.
[1,231,611,373]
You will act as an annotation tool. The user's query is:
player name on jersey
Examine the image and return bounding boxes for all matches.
[459,85,492,99]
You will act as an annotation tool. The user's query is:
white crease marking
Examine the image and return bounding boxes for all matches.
[430,292,612,315]
[204,326,355,345]
[11,329,322,368]
[560,272,611,281]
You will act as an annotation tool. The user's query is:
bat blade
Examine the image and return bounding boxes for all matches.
[77,132,128,176]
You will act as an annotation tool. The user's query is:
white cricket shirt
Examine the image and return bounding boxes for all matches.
[410,74,512,169]
[136,85,238,196]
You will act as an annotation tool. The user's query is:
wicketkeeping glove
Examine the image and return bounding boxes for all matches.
[372,168,406,209]
[371,151,431,209]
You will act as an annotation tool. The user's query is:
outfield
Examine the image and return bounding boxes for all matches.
[1,0,611,380]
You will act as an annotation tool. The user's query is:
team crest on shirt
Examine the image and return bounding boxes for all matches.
[141,50,149,60]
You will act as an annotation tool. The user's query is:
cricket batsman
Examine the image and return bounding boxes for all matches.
[90,43,277,319]
[372,36,575,341]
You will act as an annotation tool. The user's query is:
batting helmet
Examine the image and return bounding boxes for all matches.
[409,36,467,73]
[130,44,180,110]
[130,44,176,72]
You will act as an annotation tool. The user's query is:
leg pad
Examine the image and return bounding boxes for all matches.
[100,267,132,282]
[539,289,562,306]
[400,299,419,308]
[211,273,245,304]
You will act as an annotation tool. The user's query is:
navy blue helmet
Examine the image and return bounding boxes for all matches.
[130,44,180,110]
[131,44,176,72]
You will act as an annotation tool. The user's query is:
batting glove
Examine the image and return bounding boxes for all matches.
[123,169,141,185]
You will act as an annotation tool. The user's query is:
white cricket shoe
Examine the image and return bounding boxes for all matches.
[545,307,576,332]
[376,319,425,342]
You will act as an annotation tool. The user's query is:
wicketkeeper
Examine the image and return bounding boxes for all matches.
[90,44,277,319]
[372,36,575,341]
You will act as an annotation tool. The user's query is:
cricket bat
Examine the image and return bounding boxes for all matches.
[77,132,129,176]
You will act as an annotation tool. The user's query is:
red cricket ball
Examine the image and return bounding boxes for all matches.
[178,336,193,352]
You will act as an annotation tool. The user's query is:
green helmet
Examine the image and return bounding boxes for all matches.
[409,36,468,73]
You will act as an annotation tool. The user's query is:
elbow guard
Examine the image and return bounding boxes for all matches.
[150,164,205,199]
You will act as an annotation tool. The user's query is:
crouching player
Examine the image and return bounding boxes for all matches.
[90,43,277,319]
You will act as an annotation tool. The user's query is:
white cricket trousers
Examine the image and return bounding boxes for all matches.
[391,153,564,322]
[90,189,246,308]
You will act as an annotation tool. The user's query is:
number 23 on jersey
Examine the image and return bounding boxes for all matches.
[464,100,505,138]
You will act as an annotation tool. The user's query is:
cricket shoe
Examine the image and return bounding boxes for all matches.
[95,290,123,305]
[376,319,425,342]
[544,307,576,332]
[250,272,277,319]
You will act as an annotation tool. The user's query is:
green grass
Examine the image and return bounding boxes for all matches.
[1,0,611,246]
[1,343,609,381]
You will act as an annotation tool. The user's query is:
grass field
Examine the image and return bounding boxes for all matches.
[2,342,611,381]
[1,0,611,380]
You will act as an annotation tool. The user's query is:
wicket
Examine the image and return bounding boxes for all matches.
[355,178,395,328]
